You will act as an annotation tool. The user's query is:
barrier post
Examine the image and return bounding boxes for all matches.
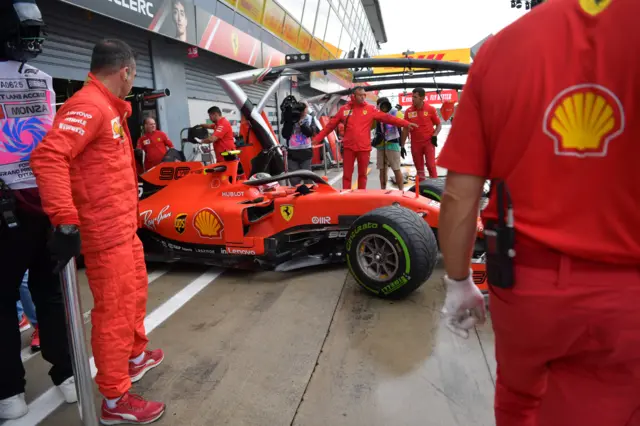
[60,258,99,426]
[323,141,328,176]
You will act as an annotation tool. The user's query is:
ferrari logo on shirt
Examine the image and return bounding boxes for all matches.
[543,84,624,158]
[143,139,151,145]
[111,117,124,139]
[157,138,161,142]
[343,110,352,117]
[362,110,368,115]
[578,0,612,16]
[424,111,429,116]
[280,204,294,222]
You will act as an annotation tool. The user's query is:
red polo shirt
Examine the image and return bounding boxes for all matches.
[136,130,174,170]
[404,103,441,143]
[437,0,640,265]
[212,117,236,159]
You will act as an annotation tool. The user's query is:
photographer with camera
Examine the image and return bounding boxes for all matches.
[373,97,407,190]
[280,98,318,185]
[0,1,78,419]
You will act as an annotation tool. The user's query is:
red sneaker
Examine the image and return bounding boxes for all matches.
[128,349,164,383]
[100,393,165,425]
[30,326,40,352]
[18,315,30,333]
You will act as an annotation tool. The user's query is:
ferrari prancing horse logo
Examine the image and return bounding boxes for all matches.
[280,204,294,222]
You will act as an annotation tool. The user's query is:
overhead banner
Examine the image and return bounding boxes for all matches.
[397,89,459,106]
[262,43,286,68]
[237,0,265,23]
[196,7,262,67]
[371,48,471,74]
[262,0,285,37]
[60,0,197,45]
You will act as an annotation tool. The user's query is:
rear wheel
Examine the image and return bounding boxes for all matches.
[345,206,438,299]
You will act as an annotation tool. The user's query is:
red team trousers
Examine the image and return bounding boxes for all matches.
[342,148,370,189]
[490,240,640,426]
[411,140,437,179]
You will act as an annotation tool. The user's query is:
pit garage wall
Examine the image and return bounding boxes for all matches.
[183,49,278,135]
[33,1,154,88]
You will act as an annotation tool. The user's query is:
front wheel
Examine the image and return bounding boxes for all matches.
[345,206,439,299]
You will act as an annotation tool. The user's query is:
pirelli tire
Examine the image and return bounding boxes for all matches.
[345,206,438,299]
[408,178,446,202]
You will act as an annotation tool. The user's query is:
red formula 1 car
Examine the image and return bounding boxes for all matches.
[137,154,487,299]
[136,58,489,299]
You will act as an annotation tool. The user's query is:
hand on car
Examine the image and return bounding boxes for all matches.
[441,271,486,339]
[50,224,82,274]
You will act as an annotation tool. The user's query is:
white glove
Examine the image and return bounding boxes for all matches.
[441,270,486,339]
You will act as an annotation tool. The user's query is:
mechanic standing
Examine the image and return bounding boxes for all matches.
[0,1,78,419]
[313,87,415,189]
[436,1,640,426]
[401,87,441,179]
[200,106,236,162]
[30,39,166,425]
[136,117,174,171]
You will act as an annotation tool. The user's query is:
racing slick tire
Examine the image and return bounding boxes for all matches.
[345,206,438,299]
[409,178,491,206]
[408,178,446,201]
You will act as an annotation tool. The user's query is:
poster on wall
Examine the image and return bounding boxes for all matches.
[60,0,197,45]
[195,6,263,67]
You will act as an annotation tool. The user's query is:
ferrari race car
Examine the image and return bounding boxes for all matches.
[136,57,489,299]
[137,156,486,299]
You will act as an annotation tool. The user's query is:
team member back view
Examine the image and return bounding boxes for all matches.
[436,1,640,425]
[30,39,166,425]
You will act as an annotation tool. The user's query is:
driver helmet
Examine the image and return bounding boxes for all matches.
[249,172,280,193]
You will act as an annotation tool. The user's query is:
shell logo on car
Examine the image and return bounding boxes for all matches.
[543,84,624,158]
[193,208,224,239]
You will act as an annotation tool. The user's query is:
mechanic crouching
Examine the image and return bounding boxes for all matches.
[312,86,416,190]
[437,1,640,425]
[30,39,166,425]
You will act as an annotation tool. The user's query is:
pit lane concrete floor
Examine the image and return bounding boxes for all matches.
[8,133,499,426]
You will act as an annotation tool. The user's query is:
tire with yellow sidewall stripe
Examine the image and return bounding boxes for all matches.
[345,206,438,299]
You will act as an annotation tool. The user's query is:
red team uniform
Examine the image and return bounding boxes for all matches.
[404,103,440,178]
[136,130,173,170]
[437,0,640,425]
[211,117,236,161]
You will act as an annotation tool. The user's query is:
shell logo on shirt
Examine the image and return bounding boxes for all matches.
[193,208,224,239]
[408,111,418,118]
[578,0,612,16]
[543,84,624,158]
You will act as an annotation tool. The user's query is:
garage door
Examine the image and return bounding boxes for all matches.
[184,50,274,107]
[33,1,154,88]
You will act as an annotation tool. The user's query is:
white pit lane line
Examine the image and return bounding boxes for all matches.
[20,268,170,364]
[7,267,223,426]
